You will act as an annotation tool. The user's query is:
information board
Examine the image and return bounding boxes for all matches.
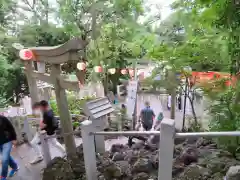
[126,80,138,118]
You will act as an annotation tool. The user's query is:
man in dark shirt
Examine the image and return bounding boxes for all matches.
[139,101,155,131]
[30,100,65,164]
[39,101,65,156]
[0,115,19,180]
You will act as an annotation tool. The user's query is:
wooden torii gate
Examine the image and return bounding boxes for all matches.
[13,38,87,155]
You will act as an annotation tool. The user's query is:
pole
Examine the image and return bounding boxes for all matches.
[169,71,175,119]
[170,89,175,119]
[132,61,138,130]
[182,77,188,130]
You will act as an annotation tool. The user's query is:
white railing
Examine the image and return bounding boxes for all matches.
[39,119,240,180]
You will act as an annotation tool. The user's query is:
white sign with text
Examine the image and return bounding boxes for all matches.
[126,80,138,118]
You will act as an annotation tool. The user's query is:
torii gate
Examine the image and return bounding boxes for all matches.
[13,38,87,155]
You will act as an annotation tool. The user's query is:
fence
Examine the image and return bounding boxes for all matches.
[38,118,240,180]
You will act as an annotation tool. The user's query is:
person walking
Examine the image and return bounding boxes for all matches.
[29,102,44,164]
[0,115,19,180]
[30,100,65,164]
[177,93,182,111]
[167,94,171,110]
[153,112,164,130]
[139,101,155,131]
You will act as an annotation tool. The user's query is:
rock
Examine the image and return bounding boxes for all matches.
[112,152,125,161]
[206,158,226,174]
[132,172,149,180]
[149,154,159,169]
[42,157,75,180]
[124,150,139,164]
[132,158,153,173]
[144,142,158,152]
[226,166,240,180]
[98,158,123,179]
[150,135,160,144]
[185,137,198,145]
[178,146,198,165]
[196,137,213,148]
[132,142,145,150]
[172,163,185,177]
[177,164,211,180]
[110,144,125,153]
[174,144,183,157]
[211,172,224,180]
[115,160,132,177]
[42,138,240,180]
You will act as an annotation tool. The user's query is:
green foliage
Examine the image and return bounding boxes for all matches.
[186,117,203,132]
[208,85,240,156]
[50,94,95,116]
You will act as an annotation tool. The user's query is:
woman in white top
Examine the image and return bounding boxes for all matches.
[167,95,171,110]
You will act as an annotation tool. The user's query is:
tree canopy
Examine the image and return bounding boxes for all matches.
[0,0,239,106]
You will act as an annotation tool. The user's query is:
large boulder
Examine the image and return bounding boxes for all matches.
[225,166,240,180]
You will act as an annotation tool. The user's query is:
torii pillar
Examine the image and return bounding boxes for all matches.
[14,38,87,155]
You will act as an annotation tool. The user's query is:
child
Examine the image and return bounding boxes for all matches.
[153,112,164,130]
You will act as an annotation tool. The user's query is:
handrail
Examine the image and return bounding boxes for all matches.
[45,130,240,140]
[176,131,240,137]
[93,131,240,137]
[92,131,160,136]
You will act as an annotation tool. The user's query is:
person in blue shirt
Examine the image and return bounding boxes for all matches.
[0,115,19,180]
[139,101,155,131]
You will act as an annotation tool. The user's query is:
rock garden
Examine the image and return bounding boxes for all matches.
[42,135,240,180]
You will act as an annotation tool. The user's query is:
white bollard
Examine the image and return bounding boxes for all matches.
[81,120,98,180]
[92,118,105,153]
[39,130,51,165]
[158,119,175,180]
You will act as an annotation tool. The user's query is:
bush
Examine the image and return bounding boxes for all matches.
[208,87,240,158]
[186,117,204,132]
[49,93,95,116]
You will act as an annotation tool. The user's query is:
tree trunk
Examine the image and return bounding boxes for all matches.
[188,96,197,124]
[170,89,176,119]
[182,78,188,130]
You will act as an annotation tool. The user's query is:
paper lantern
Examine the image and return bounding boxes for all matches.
[108,68,116,74]
[121,69,127,75]
[19,49,34,60]
[94,66,103,73]
[77,62,86,70]
[128,69,134,76]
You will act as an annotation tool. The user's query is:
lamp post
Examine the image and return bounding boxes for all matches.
[182,66,192,131]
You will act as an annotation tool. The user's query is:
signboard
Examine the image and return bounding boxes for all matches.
[126,80,138,118]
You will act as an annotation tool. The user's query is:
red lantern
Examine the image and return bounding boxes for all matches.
[108,68,116,74]
[121,69,127,75]
[77,62,86,70]
[19,49,34,60]
[94,66,103,73]
[128,69,134,76]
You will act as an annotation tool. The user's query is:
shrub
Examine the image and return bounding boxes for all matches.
[186,117,204,132]
[49,93,95,116]
[208,87,240,158]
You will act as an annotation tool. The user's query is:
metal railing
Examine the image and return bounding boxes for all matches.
[39,119,239,180]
